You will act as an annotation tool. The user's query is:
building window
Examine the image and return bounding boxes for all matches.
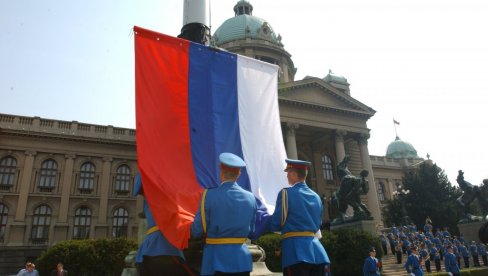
[73,207,91,240]
[321,155,334,181]
[0,203,8,242]
[39,159,57,192]
[112,207,129,238]
[79,162,95,194]
[378,182,386,202]
[0,156,17,190]
[31,205,51,244]
[114,165,131,194]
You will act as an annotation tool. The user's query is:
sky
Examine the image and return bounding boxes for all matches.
[1,0,487,185]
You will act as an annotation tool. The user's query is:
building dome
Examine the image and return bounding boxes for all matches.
[212,1,281,46]
[323,70,349,85]
[386,136,419,159]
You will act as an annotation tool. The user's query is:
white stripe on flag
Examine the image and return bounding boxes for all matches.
[237,55,288,214]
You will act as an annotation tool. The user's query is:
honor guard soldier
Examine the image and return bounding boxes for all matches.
[445,245,461,276]
[133,175,194,276]
[470,241,481,267]
[459,242,469,268]
[363,246,381,275]
[478,242,488,266]
[270,159,330,276]
[191,153,257,276]
[405,246,424,276]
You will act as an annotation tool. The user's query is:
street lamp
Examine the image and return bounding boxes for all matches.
[393,185,412,225]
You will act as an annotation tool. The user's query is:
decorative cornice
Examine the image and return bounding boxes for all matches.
[0,129,135,146]
[278,97,373,119]
[279,78,376,115]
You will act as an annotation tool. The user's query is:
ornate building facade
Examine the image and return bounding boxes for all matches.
[0,0,425,273]
[0,115,141,273]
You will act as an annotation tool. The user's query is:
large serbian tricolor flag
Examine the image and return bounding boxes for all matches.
[134,26,288,249]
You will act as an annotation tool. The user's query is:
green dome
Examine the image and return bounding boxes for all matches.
[212,14,280,46]
[386,136,419,159]
[323,70,349,85]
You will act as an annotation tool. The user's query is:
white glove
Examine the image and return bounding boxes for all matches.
[315,230,322,239]
[448,273,453,276]
[410,273,415,276]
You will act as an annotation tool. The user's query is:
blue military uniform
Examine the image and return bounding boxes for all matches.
[460,243,469,268]
[405,251,424,276]
[470,241,481,267]
[363,247,380,276]
[478,242,488,266]
[270,159,330,274]
[363,256,381,275]
[191,153,257,276]
[420,247,430,273]
[445,249,461,275]
[133,174,190,276]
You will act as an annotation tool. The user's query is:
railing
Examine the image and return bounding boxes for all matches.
[0,113,136,142]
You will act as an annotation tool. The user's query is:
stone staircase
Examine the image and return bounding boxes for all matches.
[380,252,484,275]
[381,253,408,276]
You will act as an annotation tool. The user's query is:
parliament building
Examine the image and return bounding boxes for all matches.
[0,0,425,272]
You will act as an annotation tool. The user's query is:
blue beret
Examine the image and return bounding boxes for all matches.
[284,158,311,171]
[219,152,246,168]
[133,174,142,197]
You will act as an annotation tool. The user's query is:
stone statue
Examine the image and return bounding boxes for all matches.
[330,155,372,224]
[456,170,484,223]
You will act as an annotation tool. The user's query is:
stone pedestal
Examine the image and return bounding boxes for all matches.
[120,251,137,276]
[330,219,376,235]
[248,244,281,276]
[458,221,484,243]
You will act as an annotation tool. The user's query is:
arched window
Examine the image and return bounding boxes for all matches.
[0,203,8,242]
[31,205,51,244]
[73,207,91,240]
[377,182,386,202]
[0,156,17,189]
[39,159,57,192]
[79,162,95,194]
[114,165,131,194]
[321,155,334,181]
[112,207,129,238]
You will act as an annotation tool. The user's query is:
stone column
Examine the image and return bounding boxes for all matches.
[357,134,382,229]
[335,129,347,163]
[286,123,299,159]
[15,151,36,221]
[96,157,112,237]
[58,154,75,222]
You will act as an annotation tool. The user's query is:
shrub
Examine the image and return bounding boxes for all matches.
[256,228,382,275]
[36,238,137,276]
[320,228,383,276]
[255,233,282,272]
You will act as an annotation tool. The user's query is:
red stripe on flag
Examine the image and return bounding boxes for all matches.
[135,26,202,249]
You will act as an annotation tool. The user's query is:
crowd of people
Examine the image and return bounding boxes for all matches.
[378,219,488,275]
[16,261,67,276]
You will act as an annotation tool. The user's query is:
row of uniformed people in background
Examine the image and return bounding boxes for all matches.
[379,223,488,275]
[133,153,330,276]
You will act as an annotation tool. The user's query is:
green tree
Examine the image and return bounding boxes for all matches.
[382,162,465,234]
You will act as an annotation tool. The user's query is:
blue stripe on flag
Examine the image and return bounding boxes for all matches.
[188,43,251,191]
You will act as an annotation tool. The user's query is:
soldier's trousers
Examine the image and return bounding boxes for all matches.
[473,254,481,267]
[138,255,196,276]
[463,257,469,268]
[435,259,441,272]
[284,262,326,276]
[215,272,250,276]
[396,251,402,264]
[424,259,431,273]
[482,255,488,266]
